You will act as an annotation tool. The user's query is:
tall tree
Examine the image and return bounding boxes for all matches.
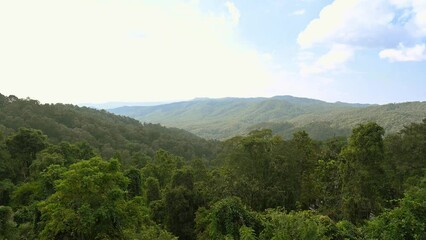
[145,177,161,204]
[340,122,385,223]
[291,130,318,209]
[164,169,197,240]
[6,128,48,181]
[225,129,283,210]
[383,119,426,199]
[126,168,143,198]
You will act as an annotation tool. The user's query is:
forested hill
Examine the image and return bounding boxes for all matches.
[109,96,426,139]
[1,92,425,239]
[0,93,218,160]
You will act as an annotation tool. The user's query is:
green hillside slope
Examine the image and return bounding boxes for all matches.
[1,93,425,239]
[111,96,426,140]
[249,102,426,140]
[110,96,372,139]
[0,94,218,160]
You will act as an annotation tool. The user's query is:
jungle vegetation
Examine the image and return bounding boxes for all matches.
[1,93,425,239]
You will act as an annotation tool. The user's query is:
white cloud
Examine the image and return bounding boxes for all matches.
[225,1,240,26]
[297,0,426,72]
[307,0,426,48]
[297,51,316,62]
[412,0,426,36]
[390,0,426,36]
[291,9,306,16]
[297,0,360,49]
[297,0,426,48]
[300,44,354,75]
[379,43,426,61]
[0,0,272,104]
[389,0,411,8]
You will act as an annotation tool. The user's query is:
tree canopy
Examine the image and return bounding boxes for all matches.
[1,93,425,239]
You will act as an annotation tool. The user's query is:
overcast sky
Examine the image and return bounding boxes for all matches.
[1,0,425,104]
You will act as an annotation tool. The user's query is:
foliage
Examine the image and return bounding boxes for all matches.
[335,220,360,240]
[6,128,48,181]
[363,174,426,240]
[38,158,132,239]
[125,225,177,240]
[383,119,426,199]
[1,92,425,239]
[125,168,143,198]
[239,225,257,240]
[145,177,161,204]
[339,122,386,223]
[222,129,319,211]
[141,149,182,188]
[259,209,337,240]
[0,206,17,240]
[164,169,198,240]
[0,94,219,162]
[195,197,263,240]
[0,179,14,206]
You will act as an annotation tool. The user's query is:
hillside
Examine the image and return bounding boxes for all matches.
[1,93,425,239]
[251,101,426,140]
[0,93,219,160]
[110,96,426,140]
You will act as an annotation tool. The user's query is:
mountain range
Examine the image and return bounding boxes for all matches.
[109,96,426,140]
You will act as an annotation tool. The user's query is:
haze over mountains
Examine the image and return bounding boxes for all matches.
[80,101,171,110]
[109,96,426,140]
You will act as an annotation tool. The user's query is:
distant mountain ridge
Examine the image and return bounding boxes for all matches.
[80,101,172,109]
[108,95,425,140]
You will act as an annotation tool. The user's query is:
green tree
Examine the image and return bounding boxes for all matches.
[340,122,385,223]
[29,152,64,178]
[196,197,262,240]
[383,119,426,200]
[164,169,197,240]
[0,139,15,182]
[145,177,161,204]
[125,225,177,240]
[125,168,143,198]
[38,157,144,239]
[11,181,43,208]
[0,179,14,206]
[363,174,426,239]
[0,206,18,240]
[6,128,48,181]
[313,137,347,217]
[224,129,284,211]
[313,159,341,218]
[291,130,318,209]
[259,210,337,240]
[141,150,181,189]
[38,164,67,199]
[239,225,257,240]
[9,164,66,236]
[335,220,360,240]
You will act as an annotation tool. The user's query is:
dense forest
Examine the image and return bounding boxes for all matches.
[0,94,219,161]
[1,94,425,239]
[109,96,426,140]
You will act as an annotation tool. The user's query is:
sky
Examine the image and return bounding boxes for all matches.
[1,0,425,104]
